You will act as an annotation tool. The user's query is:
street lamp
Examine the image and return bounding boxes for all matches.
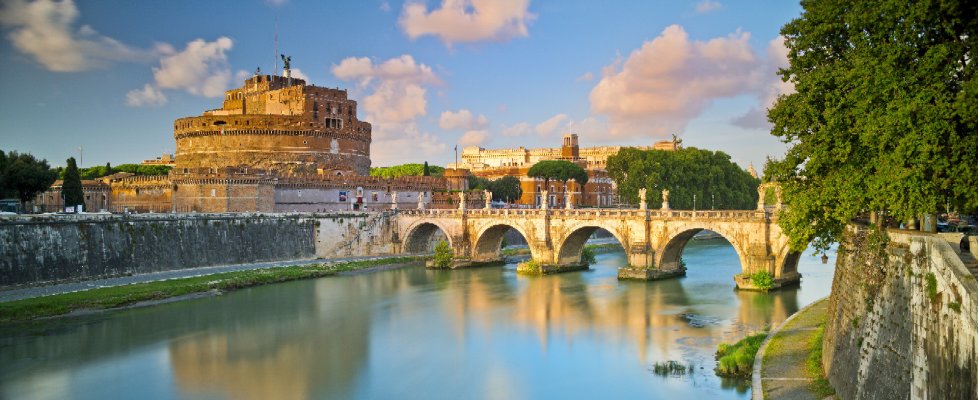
[712,193,715,210]
[693,194,696,212]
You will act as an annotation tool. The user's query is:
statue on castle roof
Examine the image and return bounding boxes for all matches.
[254,67,261,76]
[280,54,291,70]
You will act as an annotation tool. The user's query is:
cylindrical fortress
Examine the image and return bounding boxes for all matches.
[173,74,372,176]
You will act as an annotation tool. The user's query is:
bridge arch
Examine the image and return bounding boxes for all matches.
[471,223,535,262]
[656,225,749,275]
[555,224,628,266]
[403,221,453,254]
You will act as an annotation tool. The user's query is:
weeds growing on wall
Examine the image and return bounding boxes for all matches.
[581,247,597,264]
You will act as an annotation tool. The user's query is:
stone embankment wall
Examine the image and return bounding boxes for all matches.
[823,226,978,399]
[0,212,400,287]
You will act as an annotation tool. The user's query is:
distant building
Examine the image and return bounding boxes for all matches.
[141,153,175,167]
[449,134,679,207]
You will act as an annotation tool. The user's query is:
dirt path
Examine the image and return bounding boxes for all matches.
[757,298,830,400]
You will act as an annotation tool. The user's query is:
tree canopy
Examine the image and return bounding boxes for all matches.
[527,160,587,188]
[606,147,759,210]
[467,175,523,203]
[1,150,57,207]
[767,0,978,252]
[62,157,84,209]
[371,163,444,178]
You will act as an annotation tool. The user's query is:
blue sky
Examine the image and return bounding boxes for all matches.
[0,0,802,169]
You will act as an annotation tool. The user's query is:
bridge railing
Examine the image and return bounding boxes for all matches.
[398,208,771,220]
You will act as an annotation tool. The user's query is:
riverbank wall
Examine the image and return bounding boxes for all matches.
[823,226,978,399]
[0,212,399,287]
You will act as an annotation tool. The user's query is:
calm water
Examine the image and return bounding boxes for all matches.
[0,239,836,400]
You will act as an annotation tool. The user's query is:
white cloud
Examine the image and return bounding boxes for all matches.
[576,71,594,82]
[125,84,167,107]
[380,1,392,12]
[289,67,310,81]
[731,36,795,129]
[501,122,531,136]
[535,113,567,136]
[370,123,449,165]
[695,1,722,14]
[399,0,534,45]
[127,37,236,107]
[265,0,289,6]
[458,130,488,147]
[439,109,488,130]
[0,0,158,72]
[152,37,234,98]
[589,24,767,138]
[333,55,440,124]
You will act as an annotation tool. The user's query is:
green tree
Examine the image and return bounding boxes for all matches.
[423,161,430,176]
[528,160,586,190]
[491,175,523,203]
[104,162,112,175]
[1,151,57,208]
[606,147,759,210]
[433,240,453,268]
[61,157,84,210]
[767,0,978,252]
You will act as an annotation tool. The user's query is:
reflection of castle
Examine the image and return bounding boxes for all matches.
[33,67,467,213]
[449,134,678,207]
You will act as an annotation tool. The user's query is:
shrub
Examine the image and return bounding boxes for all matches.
[749,271,775,291]
[581,247,597,264]
[433,240,453,268]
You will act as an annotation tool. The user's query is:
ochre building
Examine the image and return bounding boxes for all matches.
[449,134,678,207]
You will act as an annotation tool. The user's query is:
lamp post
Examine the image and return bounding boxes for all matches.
[693,194,696,212]
[712,193,715,210]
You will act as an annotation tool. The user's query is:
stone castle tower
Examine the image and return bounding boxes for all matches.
[173,72,372,176]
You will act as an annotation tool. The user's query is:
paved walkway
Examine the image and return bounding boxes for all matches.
[0,254,411,303]
[754,298,831,400]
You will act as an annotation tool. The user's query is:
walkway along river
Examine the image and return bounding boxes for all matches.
[0,238,836,399]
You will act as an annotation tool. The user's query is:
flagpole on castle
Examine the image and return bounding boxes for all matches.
[454,145,458,169]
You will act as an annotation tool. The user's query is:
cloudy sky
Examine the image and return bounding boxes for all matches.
[0,0,800,169]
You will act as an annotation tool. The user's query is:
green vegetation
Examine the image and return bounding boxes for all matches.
[0,150,57,208]
[433,240,453,268]
[606,147,758,210]
[371,163,444,178]
[468,175,523,203]
[651,360,694,377]
[806,324,836,398]
[949,302,962,313]
[0,257,421,323]
[581,247,597,264]
[501,242,622,257]
[57,163,172,180]
[926,272,939,301]
[715,332,768,377]
[748,271,775,291]
[766,0,978,252]
[61,157,83,209]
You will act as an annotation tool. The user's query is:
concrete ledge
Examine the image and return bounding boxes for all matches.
[617,266,686,281]
[425,259,505,270]
[516,262,589,275]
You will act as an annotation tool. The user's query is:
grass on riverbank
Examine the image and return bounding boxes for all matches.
[806,324,836,397]
[501,242,622,257]
[0,256,421,323]
[715,332,768,378]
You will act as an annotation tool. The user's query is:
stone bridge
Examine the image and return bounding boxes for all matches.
[395,204,802,290]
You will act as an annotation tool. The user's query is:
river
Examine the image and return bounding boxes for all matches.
[0,238,836,399]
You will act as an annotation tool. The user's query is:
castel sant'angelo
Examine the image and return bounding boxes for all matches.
[35,64,454,213]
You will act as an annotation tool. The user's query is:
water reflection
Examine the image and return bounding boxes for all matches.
[0,239,834,400]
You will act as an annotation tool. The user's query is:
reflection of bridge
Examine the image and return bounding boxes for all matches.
[397,207,801,289]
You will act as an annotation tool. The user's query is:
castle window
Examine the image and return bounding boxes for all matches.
[211,189,216,197]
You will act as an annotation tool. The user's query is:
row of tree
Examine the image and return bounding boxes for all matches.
[0,150,85,210]
[60,163,171,180]
[606,147,759,210]
[370,162,444,178]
